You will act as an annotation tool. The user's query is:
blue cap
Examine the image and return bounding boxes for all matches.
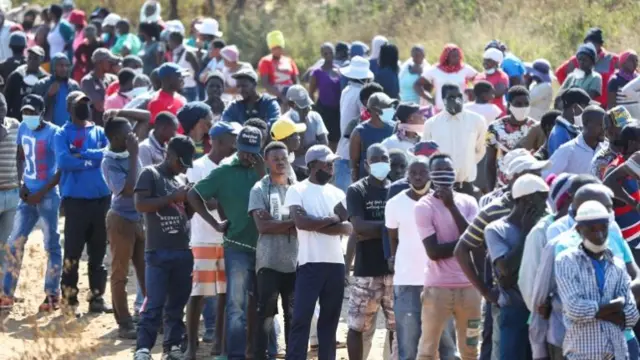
[209,121,242,138]
[176,101,212,133]
[158,63,188,79]
[21,94,45,113]
[237,126,262,154]
[9,32,27,47]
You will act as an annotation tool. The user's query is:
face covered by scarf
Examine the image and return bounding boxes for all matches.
[618,50,638,81]
[437,44,464,73]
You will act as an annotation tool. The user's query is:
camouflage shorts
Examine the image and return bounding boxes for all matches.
[347,275,395,333]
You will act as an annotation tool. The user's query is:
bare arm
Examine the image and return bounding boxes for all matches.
[186,188,227,233]
[308,72,318,101]
[414,76,434,104]
[16,144,24,184]
[351,215,384,241]
[604,165,639,208]
[261,74,283,99]
[316,221,352,236]
[454,241,493,298]
[135,189,178,213]
[349,129,361,182]
[423,234,457,260]
[121,155,139,197]
[251,209,295,235]
[290,205,339,231]
[485,145,498,191]
[388,227,399,257]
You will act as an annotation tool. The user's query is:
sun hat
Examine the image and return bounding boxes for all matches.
[339,56,374,80]
[195,18,223,37]
[525,59,553,83]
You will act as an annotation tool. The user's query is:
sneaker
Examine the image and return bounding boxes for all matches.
[0,295,15,311]
[161,346,184,360]
[134,348,152,360]
[118,324,138,340]
[88,296,114,314]
[202,329,214,343]
[38,295,60,312]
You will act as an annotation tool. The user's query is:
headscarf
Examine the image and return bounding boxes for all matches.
[618,50,638,81]
[140,0,162,24]
[370,35,388,59]
[437,44,464,73]
[483,48,504,64]
[576,44,597,63]
[221,45,239,63]
[267,30,285,49]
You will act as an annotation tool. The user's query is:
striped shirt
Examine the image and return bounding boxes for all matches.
[460,191,513,248]
[555,247,639,360]
[0,117,20,189]
[605,155,640,248]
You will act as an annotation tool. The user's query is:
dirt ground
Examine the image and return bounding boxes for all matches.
[0,221,389,360]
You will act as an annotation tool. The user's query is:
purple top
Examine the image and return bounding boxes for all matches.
[312,67,341,108]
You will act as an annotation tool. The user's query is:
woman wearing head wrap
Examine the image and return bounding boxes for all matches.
[219,45,254,102]
[560,44,603,100]
[398,45,429,104]
[258,30,299,105]
[72,23,104,82]
[524,59,554,121]
[418,44,478,112]
[474,48,509,115]
[368,34,388,76]
[46,4,75,61]
[607,50,638,109]
[68,9,86,52]
[555,27,619,108]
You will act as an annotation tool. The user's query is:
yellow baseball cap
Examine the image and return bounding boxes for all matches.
[270,117,307,141]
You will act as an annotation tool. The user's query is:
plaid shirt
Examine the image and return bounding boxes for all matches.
[555,246,639,360]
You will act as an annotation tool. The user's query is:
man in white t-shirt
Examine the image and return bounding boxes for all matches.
[464,81,502,127]
[284,145,352,359]
[385,156,431,360]
[184,121,240,360]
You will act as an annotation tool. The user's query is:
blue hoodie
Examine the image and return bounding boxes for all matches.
[54,121,110,199]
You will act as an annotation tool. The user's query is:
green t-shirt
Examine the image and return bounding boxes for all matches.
[560,71,603,98]
[193,155,260,252]
[112,33,142,55]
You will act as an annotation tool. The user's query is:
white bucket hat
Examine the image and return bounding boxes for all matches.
[195,18,223,37]
[340,56,374,80]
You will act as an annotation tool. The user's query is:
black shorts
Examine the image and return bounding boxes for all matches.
[315,102,341,143]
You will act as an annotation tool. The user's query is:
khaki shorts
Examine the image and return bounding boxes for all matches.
[347,275,395,333]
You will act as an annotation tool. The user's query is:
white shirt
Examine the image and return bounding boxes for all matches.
[422,110,486,182]
[47,23,66,59]
[529,82,553,121]
[542,134,606,178]
[464,102,502,127]
[381,134,414,153]
[385,191,428,286]
[174,45,197,88]
[619,77,640,120]
[421,64,477,111]
[337,82,364,159]
[284,179,346,265]
[186,156,223,245]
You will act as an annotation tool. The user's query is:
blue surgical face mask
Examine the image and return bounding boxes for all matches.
[381,108,395,123]
[369,162,391,180]
[22,115,41,130]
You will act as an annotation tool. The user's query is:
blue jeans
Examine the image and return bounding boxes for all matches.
[479,302,493,360]
[203,296,216,331]
[224,248,276,360]
[394,285,422,360]
[499,303,531,360]
[135,280,144,313]
[3,192,61,297]
[182,87,199,102]
[629,337,639,360]
[333,159,351,193]
[137,249,193,352]
[0,188,19,284]
[288,263,344,360]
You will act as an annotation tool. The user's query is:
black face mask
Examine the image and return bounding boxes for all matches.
[75,104,91,121]
[315,169,332,185]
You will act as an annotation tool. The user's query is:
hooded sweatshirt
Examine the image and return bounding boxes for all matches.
[54,121,110,199]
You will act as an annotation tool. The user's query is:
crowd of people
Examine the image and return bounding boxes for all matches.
[1,1,640,360]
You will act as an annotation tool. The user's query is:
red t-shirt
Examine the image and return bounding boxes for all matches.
[257,55,299,93]
[147,90,187,133]
[106,81,119,96]
[475,70,509,116]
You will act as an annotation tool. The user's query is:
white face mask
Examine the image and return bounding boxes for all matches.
[133,68,143,75]
[381,108,395,123]
[510,106,531,121]
[573,69,586,79]
[369,162,391,180]
[583,238,608,253]
[574,113,583,127]
[486,68,496,75]
[287,152,295,164]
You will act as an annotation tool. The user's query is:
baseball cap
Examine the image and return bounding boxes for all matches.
[167,135,195,168]
[27,45,45,57]
[205,70,225,84]
[158,63,189,79]
[286,85,313,109]
[66,91,90,107]
[408,141,439,157]
[9,32,27,47]
[367,92,398,112]
[394,102,421,122]
[236,126,262,154]
[231,67,258,83]
[270,117,307,141]
[92,48,121,64]
[209,121,242,139]
[512,173,550,199]
[21,94,45,113]
[507,153,549,177]
[305,144,340,164]
[575,200,610,224]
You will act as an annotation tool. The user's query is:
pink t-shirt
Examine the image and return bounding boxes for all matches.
[415,191,479,288]
[475,70,509,115]
[104,93,129,111]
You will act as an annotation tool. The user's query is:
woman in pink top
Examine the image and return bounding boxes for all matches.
[68,10,86,53]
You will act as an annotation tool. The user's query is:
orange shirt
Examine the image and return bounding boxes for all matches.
[147,90,187,133]
[257,54,299,93]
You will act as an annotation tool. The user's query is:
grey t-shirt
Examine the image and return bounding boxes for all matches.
[101,153,141,221]
[80,72,118,124]
[248,176,298,273]
[284,109,329,168]
[134,165,190,251]
[485,218,525,306]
